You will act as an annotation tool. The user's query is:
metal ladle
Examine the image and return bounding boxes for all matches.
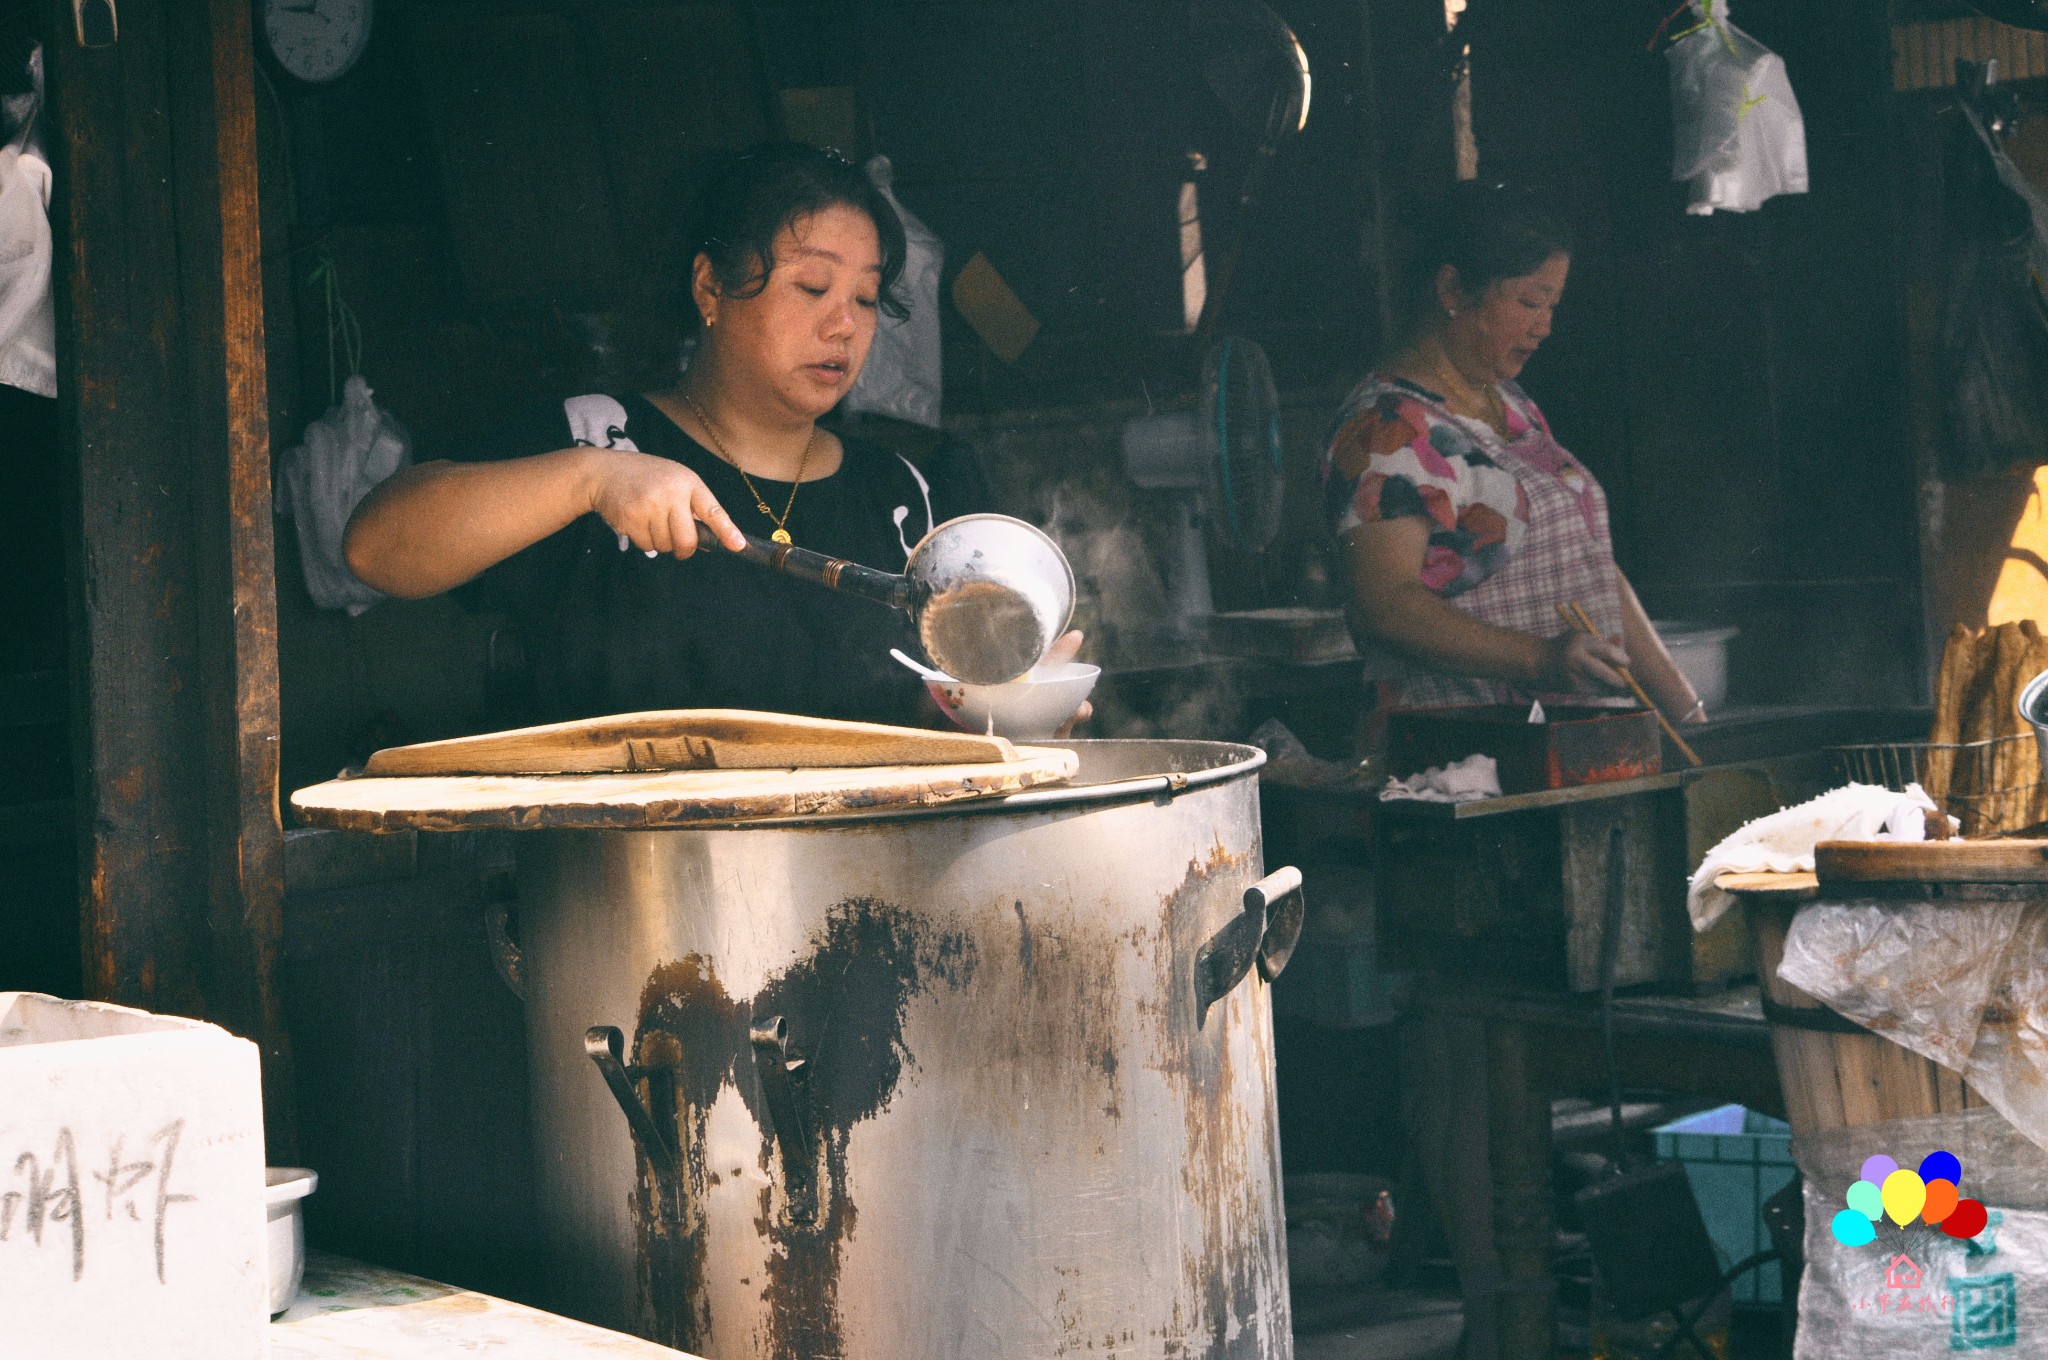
[700,513,1075,685]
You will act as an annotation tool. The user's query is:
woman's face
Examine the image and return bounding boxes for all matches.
[1441,252,1569,384]
[695,203,883,421]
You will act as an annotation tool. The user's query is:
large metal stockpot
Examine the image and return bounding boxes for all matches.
[502,739,1297,1360]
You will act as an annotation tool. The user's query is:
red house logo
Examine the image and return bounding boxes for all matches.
[1884,1254,1923,1290]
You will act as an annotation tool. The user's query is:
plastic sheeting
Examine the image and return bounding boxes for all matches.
[1781,900,2048,1156]
[1794,1109,2048,1357]
[841,155,943,430]
[1665,0,1809,215]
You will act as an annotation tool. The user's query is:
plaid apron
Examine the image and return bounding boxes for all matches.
[1344,380,1626,717]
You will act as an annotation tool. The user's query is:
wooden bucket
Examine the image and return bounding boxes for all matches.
[1742,894,1984,1137]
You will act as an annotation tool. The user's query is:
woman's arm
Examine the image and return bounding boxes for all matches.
[344,448,746,600]
[1341,517,1629,693]
[1616,575,1706,722]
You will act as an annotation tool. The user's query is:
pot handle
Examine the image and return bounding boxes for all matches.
[749,1016,819,1225]
[484,896,526,1002]
[585,1026,678,1177]
[1193,866,1305,1021]
[1254,866,1306,983]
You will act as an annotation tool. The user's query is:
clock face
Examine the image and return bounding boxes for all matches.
[264,0,373,85]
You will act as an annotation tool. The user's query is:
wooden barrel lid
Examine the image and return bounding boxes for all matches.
[290,746,1080,833]
[1815,839,2048,885]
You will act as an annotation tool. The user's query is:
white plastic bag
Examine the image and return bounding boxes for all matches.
[0,43,53,398]
[275,374,410,614]
[1794,1110,2048,1357]
[1665,0,1808,216]
[842,155,944,429]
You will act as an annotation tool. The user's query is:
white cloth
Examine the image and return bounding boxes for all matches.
[1379,754,1502,805]
[0,46,54,399]
[1686,781,1947,932]
[1666,0,1809,216]
[274,375,411,614]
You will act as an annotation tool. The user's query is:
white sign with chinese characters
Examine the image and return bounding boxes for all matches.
[0,992,269,1360]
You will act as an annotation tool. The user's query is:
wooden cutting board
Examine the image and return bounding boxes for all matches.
[292,746,1079,833]
[1815,838,2048,884]
[359,709,1017,777]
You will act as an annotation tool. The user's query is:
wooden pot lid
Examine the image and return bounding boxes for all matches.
[1815,838,2048,884]
[291,746,1080,833]
[358,709,1019,777]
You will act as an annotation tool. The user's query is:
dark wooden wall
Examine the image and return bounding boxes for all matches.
[1468,0,1926,709]
[35,0,292,1153]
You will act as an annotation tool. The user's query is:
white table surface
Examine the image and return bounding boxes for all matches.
[271,1251,695,1358]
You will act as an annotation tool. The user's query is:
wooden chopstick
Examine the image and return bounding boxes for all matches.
[1555,601,1704,767]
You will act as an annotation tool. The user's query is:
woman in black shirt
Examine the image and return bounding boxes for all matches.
[346,143,1083,729]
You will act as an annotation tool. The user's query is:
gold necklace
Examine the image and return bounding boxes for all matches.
[1427,353,1507,434]
[681,390,813,545]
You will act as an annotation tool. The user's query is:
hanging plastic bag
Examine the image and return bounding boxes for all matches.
[1665,0,1808,216]
[275,374,411,615]
[842,154,944,429]
[0,42,54,398]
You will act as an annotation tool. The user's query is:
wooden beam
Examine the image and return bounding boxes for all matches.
[43,0,292,1156]
[1355,0,1461,354]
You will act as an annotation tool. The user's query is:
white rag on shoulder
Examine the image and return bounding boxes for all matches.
[1686,781,1948,932]
[1379,754,1502,805]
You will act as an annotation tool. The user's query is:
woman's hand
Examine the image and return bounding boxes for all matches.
[1045,630,1095,737]
[1540,630,1630,695]
[587,450,747,557]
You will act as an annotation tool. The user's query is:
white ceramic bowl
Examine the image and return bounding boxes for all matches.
[915,659,1101,742]
[266,1167,318,1317]
[1653,620,1738,711]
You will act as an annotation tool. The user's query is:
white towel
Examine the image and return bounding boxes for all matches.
[1379,754,1502,805]
[1686,781,1948,932]
[0,142,54,398]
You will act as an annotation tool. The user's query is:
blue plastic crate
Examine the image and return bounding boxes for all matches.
[1653,1103,1796,1304]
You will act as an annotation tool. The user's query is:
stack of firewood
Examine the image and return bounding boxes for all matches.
[1927,621,2048,835]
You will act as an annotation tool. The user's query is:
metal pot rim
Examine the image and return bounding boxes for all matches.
[644,738,1267,832]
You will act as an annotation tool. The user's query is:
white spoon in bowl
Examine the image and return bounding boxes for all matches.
[890,648,954,684]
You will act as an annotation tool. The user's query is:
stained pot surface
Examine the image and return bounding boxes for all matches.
[516,739,1290,1360]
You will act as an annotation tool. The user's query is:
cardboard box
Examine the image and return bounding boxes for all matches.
[0,992,269,1358]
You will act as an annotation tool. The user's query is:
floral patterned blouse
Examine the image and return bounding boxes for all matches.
[1322,375,1625,713]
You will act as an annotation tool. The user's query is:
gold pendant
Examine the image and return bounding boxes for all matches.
[770,528,793,545]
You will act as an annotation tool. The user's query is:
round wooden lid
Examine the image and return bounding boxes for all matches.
[290,746,1081,833]
[1815,838,2048,885]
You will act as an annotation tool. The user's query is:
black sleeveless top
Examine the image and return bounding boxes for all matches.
[465,393,969,728]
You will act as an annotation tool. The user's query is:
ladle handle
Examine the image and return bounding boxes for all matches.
[698,525,912,611]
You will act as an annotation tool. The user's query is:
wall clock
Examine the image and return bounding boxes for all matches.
[262,0,372,85]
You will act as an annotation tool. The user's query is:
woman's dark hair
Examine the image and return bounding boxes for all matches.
[1398,181,1572,336]
[679,141,910,326]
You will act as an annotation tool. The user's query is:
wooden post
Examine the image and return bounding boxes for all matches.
[1354,0,1460,354]
[43,0,293,1156]
[1487,1016,1558,1359]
